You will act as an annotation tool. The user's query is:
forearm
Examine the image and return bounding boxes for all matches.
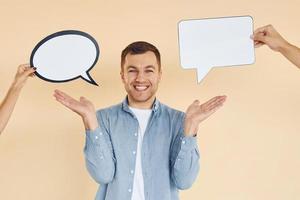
[171,134,200,190]
[280,42,300,69]
[0,82,23,133]
[84,126,116,184]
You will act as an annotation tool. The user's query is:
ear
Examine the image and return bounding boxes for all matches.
[158,69,162,82]
[120,70,125,83]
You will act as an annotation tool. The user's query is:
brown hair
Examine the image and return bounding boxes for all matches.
[121,41,161,71]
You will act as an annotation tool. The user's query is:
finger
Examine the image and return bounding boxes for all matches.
[187,99,200,111]
[19,63,30,68]
[54,92,72,106]
[192,99,200,105]
[205,95,226,108]
[53,92,63,100]
[23,67,36,77]
[207,98,226,111]
[18,64,30,72]
[17,65,26,73]
[54,89,72,100]
[80,96,90,104]
[205,101,225,114]
[207,103,224,116]
[19,63,30,67]
[54,93,82,114]
[196,97,221,114]
[54,95,70,108]
[254,42,265,48]
[253,25,270,35]
[29,72,36,77]
[206,97,225,112]
[54,90,66,101]
[204,96,226,112]
[254,40,261,44]
[80,96,86,101]
[195,102,224,122]
[202,96,222,107]
[54,90,80,108]
[252,32,267,43]
[54,93,64,102]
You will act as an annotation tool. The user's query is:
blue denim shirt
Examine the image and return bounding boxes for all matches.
[84,97,200,200]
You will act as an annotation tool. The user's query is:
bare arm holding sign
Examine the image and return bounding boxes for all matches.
[0,64,36,134]
[252,24,300,69]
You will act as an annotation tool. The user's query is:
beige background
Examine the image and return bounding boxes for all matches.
[1,0,300,199]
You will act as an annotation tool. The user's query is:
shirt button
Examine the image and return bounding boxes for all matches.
[99,132,103,135]
[134,133,138,136]
[133,151,136,155]
[95,136,98,139]
[128,189,132,193]
[182,140,186,144]
[130,170,134,174]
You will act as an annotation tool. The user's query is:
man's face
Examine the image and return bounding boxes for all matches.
[121,51,162,108]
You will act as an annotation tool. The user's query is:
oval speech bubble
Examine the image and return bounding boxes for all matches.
[30,30,99,86]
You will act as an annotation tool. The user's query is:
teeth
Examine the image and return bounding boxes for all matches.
[134,86,148,91]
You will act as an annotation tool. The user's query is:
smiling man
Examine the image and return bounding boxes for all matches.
[54,41,226,200]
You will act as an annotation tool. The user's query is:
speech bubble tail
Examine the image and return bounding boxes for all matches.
[196,67,211,83]
[80,73,99,86]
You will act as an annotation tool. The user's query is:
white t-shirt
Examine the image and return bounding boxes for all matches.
[129,107,152,200]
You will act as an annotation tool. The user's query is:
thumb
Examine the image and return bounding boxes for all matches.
[192,99,200,105]
[24,67,36,77]
[253,32,267,43]
[80,96,86,102]
[80,96,89,103]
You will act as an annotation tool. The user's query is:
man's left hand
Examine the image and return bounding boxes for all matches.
[184,95,227,137]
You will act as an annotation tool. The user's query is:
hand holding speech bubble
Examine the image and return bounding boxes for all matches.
[178,16,255,83]
[30,30,99,86]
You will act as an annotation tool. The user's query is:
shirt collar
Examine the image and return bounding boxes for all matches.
[122,96,161,116]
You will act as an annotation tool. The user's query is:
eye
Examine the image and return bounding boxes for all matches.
[145,70,154,73]
[128,69,137,73]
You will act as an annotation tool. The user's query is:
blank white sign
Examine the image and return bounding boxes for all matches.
[178,16,255,83]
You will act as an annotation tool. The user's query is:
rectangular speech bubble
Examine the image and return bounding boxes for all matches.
[178,16,255,83]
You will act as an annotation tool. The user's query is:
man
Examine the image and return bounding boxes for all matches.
[0,64,36,134]
[252,24,300,69]
[54,41,226,200]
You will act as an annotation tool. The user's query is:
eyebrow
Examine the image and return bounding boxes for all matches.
[127,66,137,70]
[145,65,155,70]
[127,65,155,70]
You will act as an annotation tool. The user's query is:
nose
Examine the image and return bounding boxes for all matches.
[135,71,146,82]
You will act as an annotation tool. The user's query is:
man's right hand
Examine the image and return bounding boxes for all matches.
[54,89,99,131]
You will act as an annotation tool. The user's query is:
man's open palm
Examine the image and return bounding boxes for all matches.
[54,89,95,118]
[184,95,227,136]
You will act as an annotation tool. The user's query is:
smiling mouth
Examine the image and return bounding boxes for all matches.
[134,85,150,91]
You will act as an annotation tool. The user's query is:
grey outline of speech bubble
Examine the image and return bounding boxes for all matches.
[177,15,255,83]
[30,30,99,86]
